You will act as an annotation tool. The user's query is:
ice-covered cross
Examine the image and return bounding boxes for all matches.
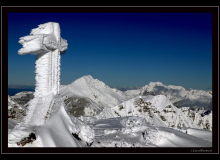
[18,22,68,97]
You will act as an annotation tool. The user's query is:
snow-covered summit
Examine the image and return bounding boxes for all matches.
[149,81,164,86]
[70,75,108,89]
[60,75,129,108]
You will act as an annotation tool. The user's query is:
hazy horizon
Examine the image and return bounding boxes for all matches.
[8,77,212,91]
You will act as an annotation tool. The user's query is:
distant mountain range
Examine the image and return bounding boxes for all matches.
[60,75,212,109]
[125,82,212,110]
[8,84,35,89]
[59,76,212,130]
[8,75,212,131]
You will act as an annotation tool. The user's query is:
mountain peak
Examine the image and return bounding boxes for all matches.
[148,82,163,86]
[75,75,94,82]
[81,75,94,80]
[69,75,109,90]
[70,75,94,85]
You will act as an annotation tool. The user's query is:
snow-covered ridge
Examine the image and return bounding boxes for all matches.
[14,91,34,96]
[60,75,130,111]
[111,95,212,131]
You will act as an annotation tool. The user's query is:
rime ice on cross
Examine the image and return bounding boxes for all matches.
[18,22,68,97]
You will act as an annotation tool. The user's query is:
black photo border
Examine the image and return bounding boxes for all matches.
[1,6,219,154]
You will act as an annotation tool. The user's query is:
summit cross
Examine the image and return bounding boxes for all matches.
[18,22,68,97]
[18,22,68,125]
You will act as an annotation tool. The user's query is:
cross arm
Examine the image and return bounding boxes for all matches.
[18,22,68,55]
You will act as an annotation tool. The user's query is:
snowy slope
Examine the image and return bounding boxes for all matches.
[186,128,212,142]
[8,95,94,147]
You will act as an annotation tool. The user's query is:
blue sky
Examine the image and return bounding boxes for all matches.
[8,12,212,90]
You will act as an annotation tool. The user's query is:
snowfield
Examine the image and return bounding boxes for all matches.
[81,116,211,147]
